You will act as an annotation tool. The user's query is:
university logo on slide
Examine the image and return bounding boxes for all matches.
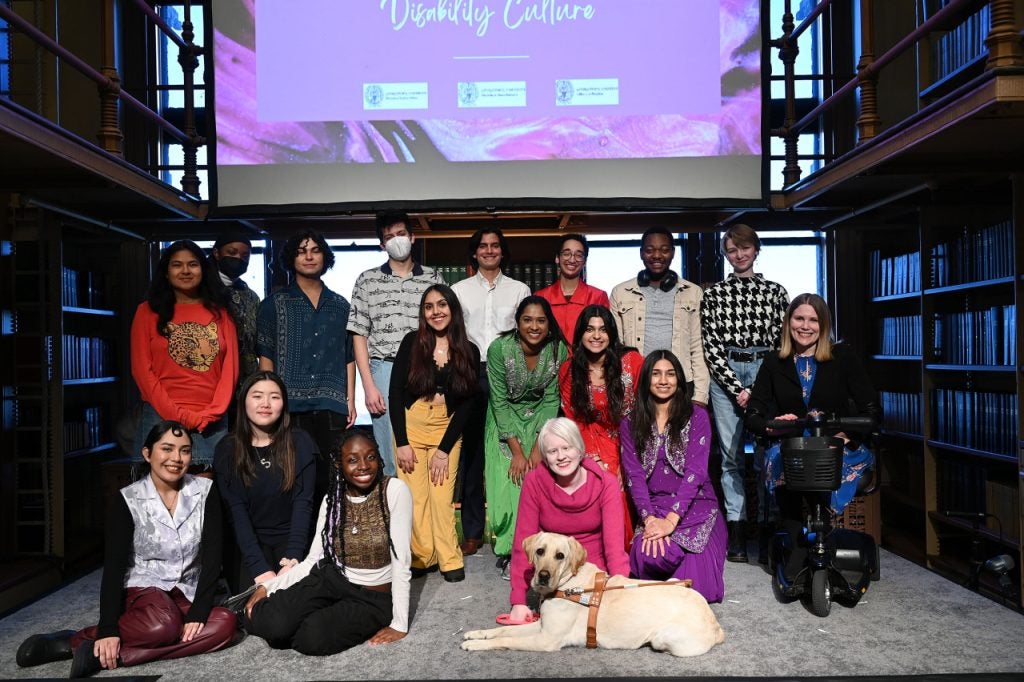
[459,82,479,107]
[364,84,384,108]
[556,80,575,104]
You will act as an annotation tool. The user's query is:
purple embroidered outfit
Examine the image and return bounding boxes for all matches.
[620,405,726,602]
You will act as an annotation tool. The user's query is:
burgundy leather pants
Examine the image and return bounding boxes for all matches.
[71,587,238,667]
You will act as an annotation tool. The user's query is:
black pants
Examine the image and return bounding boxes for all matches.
[457,364,488,541]
[292,409,347,506]
[224,536,290,594]
[245,562,392,656]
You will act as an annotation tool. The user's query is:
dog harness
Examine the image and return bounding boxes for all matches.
[551,572,694,648]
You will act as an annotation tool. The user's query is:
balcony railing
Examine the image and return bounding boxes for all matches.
[770,0,1024,190]
[0,0,205,197]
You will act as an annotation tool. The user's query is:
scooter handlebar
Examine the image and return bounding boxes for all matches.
[763,415,876,433]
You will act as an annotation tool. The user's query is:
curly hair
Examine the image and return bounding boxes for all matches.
[278,231,335,276]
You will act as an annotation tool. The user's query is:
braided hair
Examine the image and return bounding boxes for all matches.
[321,430,397,569]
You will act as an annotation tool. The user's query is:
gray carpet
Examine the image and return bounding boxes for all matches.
[1,546,1023,680]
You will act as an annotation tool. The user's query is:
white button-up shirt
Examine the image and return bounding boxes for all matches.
[452,271,530,357]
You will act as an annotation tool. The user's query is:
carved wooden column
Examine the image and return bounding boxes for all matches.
[855,0,881,144]
[985,0,1024,69]
[97,0,123,156]
[777,1,802,187]
[179,0,202,196]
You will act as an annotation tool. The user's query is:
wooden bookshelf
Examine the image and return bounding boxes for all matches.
[1,209,135,611]
[853,178,1023,608]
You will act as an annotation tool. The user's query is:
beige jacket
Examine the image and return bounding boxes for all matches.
[609,276,711,404]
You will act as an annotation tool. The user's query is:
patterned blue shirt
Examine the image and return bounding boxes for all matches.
[257,281,355,415]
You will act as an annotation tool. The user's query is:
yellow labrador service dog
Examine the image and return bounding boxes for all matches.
[462,532,724,656]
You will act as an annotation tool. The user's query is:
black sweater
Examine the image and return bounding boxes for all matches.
[214,428,317,578]
[389,331,479,454]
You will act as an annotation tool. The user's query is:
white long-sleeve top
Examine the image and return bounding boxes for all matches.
[264,477,413,632]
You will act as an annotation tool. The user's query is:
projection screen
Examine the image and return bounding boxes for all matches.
[211,0,764,210]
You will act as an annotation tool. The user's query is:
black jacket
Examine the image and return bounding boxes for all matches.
[745,343,881,448]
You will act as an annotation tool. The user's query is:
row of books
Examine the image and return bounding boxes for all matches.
[879,391,921,435]
[63,406,107,453]
[933,305,1017,365]
[929,219,1014,287]
[938,458,988,518]
[62,267,107,309]
[62,335,115,380]
[868,250,921,298]
[929,2,990,83]
[435,263,559,293]
[876,315,922,356]
[931,389,1017,456]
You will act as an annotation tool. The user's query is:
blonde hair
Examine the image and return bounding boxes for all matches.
[778,293,834,361]
[537,417,585,461]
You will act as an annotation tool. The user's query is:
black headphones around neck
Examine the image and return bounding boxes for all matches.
[637,269,678,292]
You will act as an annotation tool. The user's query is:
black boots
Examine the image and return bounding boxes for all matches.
[726,520,748,563]
[15,630,75,668]
[69,639,102,678]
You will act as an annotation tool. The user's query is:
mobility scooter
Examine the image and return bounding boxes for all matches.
[766,412,880,617]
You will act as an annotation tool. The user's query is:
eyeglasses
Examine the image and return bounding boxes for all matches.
[559,250,585,261]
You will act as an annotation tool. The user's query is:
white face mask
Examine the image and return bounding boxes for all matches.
[384,235,413,261]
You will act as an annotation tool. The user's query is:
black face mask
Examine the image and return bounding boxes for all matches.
[218,256,248,280]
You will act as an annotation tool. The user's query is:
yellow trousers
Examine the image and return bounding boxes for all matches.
[396,400,463,572]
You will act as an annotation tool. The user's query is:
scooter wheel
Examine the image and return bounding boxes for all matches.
[810,569,832,617]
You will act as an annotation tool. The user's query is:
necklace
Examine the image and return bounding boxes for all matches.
[164,489,179,514]
[434,346,448,355]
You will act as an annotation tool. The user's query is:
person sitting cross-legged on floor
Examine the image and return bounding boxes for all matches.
[242,430,412,655]
[16,420,239,678]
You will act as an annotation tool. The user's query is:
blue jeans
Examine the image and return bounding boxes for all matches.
[370,358,397,477]
[133,402,226,468]
[708,348,768,522]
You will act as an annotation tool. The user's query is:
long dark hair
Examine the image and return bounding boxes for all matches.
[322,430,396,567]
[499,296,568,348]
[230,371,297,491]
[569,305,631,424]
[630,350,694,450]
[407,284,477,399]
[146,240,229,337]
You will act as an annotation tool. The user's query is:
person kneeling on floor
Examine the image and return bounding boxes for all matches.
[16,420,240,677]
[242,429,412,654]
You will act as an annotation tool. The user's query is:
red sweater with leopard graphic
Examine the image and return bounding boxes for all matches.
[130,301,238,432]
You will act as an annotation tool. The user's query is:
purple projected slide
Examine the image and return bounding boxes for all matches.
[214,0,760,165]
[256,1,720,121]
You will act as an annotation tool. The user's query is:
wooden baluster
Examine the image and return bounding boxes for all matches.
[985,0,1024,69]
[856,0,881,144]
[97,0,123,156]
[179,0,201,196]
[779,1,801,187]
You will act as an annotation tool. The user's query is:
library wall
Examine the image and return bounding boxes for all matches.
[847,175,1023,606]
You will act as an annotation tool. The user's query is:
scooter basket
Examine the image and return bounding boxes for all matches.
[780,436,844,492]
